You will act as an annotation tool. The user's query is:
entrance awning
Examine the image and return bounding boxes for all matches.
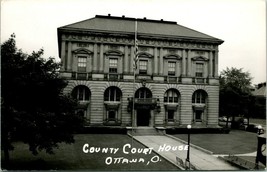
[128,97,158,110]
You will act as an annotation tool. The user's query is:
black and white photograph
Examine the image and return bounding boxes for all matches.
[1,0,266,171]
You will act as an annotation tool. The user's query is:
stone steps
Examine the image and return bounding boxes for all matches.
[127,127,165,136]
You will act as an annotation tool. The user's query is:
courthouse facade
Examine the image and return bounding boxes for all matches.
[57,15,224,129]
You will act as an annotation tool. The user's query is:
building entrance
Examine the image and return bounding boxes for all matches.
[137,109,150,126]
[195,110,203,122]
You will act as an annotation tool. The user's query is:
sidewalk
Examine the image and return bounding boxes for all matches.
[133,135,239,170]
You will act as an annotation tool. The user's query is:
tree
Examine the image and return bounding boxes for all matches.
[1,34,84,166]
[219,67,253,128]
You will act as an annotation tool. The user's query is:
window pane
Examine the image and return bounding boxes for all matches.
[196,63,203,77]
[78,56,87,72]
[109,58,118,73]
[168,62,176,75]
[139,60,147,74]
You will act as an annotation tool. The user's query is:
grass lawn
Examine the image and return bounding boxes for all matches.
[2,134,179,171]
[173,129,259,154]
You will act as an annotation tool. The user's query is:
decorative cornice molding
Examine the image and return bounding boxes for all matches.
[137,52,153,58]
[191,56,209,61]
[72,48,93,54]
[104,49,124,56]
[163,54,182,60]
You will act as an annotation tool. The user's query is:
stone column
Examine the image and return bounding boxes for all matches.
[93,43,97,72]
[159,48,164,75]
[154,47,158,74]
[214,50,218,77]
[182,49,186,76]
[124,45,128,73]
[61,41,66,71]
[99,44,104,72]
[209,51,213,77]
[67,41,72,71]
[187,49,191,76]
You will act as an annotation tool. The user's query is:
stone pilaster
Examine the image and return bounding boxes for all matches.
[182,49,186,76]
[61,41,66,71]
[214,50,218,77]
[124,45,128,73]
[99,44,104,72]
[67,41,72,71]
[93,43,97,72]
[154,47,158,74]
[187,49,191,76]
[159,48,164,75]
[209,51,213,77]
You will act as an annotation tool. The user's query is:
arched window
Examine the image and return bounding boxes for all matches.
[135,87,152,98]
[72,85,90,101]
[104,86,122,101]
[164,89,179,103]
[192,90,207,104]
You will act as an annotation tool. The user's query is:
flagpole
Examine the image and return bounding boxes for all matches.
[132,19,138,129]
[130,19,138,171]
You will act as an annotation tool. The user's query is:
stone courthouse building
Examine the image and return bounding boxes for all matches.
[57,15,224,129]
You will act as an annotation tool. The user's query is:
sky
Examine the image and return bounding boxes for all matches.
[1,0,266,85]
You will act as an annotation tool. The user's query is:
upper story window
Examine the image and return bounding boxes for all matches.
[104,86,122,101]
[139,60,148,74]
[196,63,204,77]
[168,62,176,76]
[192,90,207,104]
[72,85,90,101]
[109,58,118,73]
[78,56,87,72]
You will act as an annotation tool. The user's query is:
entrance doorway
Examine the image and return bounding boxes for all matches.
[195,110,203,122]
[137,109,150,126]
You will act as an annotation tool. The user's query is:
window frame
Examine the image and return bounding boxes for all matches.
[164,89,179,103]
[192,90,206,104]
[77,56,87,72]
[168,61,176,76]
[195,63,204,77]
[139,60,148,74]
[104,87,121,102]
[72,86,90,101]
[109,58,118,73]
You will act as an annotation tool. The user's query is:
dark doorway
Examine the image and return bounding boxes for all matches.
[137,109,150,126]
[195,110,203,122]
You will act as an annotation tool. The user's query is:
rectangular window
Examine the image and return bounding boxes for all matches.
[196,63,203,77]
[109,58,118,73]
[168,62,176,76]
[139,60,147,74]
[78,56,87,72]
